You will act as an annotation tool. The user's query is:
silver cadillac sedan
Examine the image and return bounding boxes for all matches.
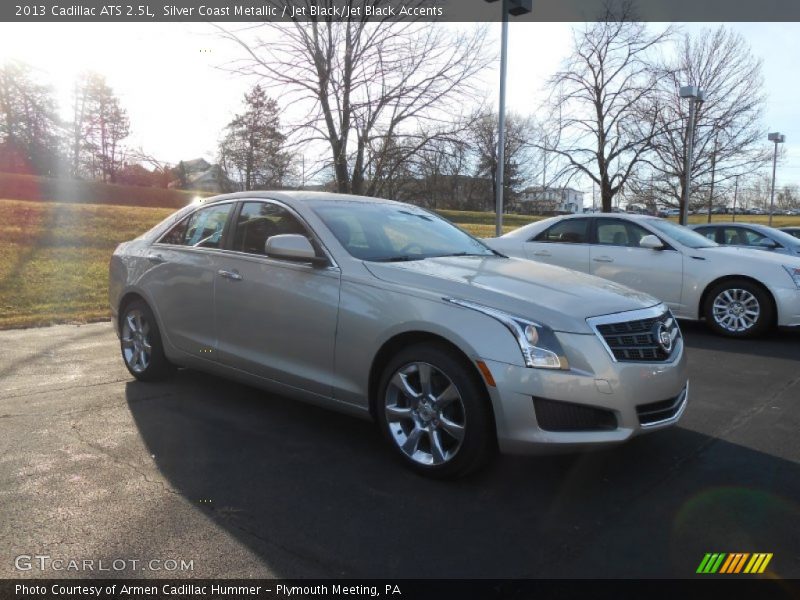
[109,192,688,478]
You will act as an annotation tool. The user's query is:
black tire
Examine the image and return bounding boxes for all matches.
[119,299,175,381]
[703,279,774,338]
[376,343,495,479]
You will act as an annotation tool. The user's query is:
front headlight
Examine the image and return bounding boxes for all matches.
[783,265,800,289]
[444,298,569,370]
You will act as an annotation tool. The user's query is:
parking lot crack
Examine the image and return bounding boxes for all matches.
[0,377,132,401]
[67,421,181,499]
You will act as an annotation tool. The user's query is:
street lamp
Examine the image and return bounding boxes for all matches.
[768,132,786,226]
[679,85,705,226]
[485,0,532,236]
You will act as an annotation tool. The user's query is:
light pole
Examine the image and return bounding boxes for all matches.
[679,85,704,226]
[485,0,532,236]
[768,132,785,226]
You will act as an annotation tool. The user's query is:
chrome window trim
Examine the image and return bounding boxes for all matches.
[586,303,682,364]
[228,198,339,269]
[153,199,238,247]
[153,197,339,269]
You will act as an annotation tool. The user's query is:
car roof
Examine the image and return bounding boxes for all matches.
[557,213,658,222]
[691,222,766,228]
[199,190,405,208]
[504,211,661,238]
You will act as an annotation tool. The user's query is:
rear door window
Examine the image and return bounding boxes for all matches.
[159,203,233,248]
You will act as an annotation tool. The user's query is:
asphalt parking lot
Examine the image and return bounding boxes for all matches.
[1,321,798,579]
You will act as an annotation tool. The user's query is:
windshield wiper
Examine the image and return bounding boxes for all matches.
[431,252,493,258]
[370,255,425,262]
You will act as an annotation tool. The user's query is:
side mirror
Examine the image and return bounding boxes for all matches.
[639,234,665,250]
[265,234,327,265]
[758,238,779,250]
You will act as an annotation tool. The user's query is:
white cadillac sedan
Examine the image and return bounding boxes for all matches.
[484,213,800,338]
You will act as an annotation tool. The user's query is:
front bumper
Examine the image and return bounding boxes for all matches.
[774,286,800,327]
[484,331,689,454]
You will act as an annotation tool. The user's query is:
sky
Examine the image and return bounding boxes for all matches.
[2,20,799,200]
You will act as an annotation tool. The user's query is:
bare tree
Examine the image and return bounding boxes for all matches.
[643,26,768,213]
[777,184,800,211]
[215,5,491,195]
[543,3,671,211]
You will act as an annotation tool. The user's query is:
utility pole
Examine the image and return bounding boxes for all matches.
[680,86,705,225]
[485,0,531,236]
[732,175,739,222]
[768,132,786,226]
[707,133,718,223]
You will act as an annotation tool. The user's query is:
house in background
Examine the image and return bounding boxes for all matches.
[517,186,585,215]
[169,158,236,193]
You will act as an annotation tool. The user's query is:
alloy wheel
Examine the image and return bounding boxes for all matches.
[383,362,466,466]
[712,288,761,333]
[121,309,152,373]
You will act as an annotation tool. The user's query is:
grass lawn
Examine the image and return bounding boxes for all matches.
[2,197,799,329]
[0,199,173,329]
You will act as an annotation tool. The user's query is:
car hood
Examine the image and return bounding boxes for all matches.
[364,256,660,334]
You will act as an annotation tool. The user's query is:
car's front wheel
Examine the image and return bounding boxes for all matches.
[704,279,774,338]
[119,299,175,381]
[376,343,495,478]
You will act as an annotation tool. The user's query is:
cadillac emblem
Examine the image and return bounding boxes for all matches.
[655,322,674,354]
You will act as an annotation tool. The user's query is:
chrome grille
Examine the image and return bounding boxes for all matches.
[588,305,681,363]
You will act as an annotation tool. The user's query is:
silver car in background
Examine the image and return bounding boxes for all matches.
[690,222,800,256]
[110,192,688,478]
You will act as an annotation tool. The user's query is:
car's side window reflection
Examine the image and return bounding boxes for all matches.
[232,202,309,256]
[694,228,717,242]
[533,219,588,243]
[159,204,232,248]
[596,220,651,247]
[186,205,233,248]
[159,215,191,245]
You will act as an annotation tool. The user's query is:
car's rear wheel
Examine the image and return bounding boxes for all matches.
[120,299,174,381]
[376,343,495,478]
[704,279,773,338]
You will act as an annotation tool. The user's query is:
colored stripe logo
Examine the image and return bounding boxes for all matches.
[696,553,773,574]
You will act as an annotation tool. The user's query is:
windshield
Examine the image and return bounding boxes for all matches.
[645,218,718,249]
[309,201,496,262]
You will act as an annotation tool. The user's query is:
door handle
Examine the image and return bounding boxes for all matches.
[533,250,551,257]
[147,254,166,264]
[593,256,614,263]
[217,269,242,281]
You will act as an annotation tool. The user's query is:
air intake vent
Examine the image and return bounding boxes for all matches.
[534,397,617,432]
[637,386,688,426]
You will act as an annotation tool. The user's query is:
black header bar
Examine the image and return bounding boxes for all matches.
[3,579,800,600]
[4,0,800,23]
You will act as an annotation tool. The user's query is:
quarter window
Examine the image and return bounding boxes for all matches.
[533,219,588,243]
[232,202,309,256]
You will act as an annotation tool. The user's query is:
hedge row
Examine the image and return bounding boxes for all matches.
[0,172,206,209]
